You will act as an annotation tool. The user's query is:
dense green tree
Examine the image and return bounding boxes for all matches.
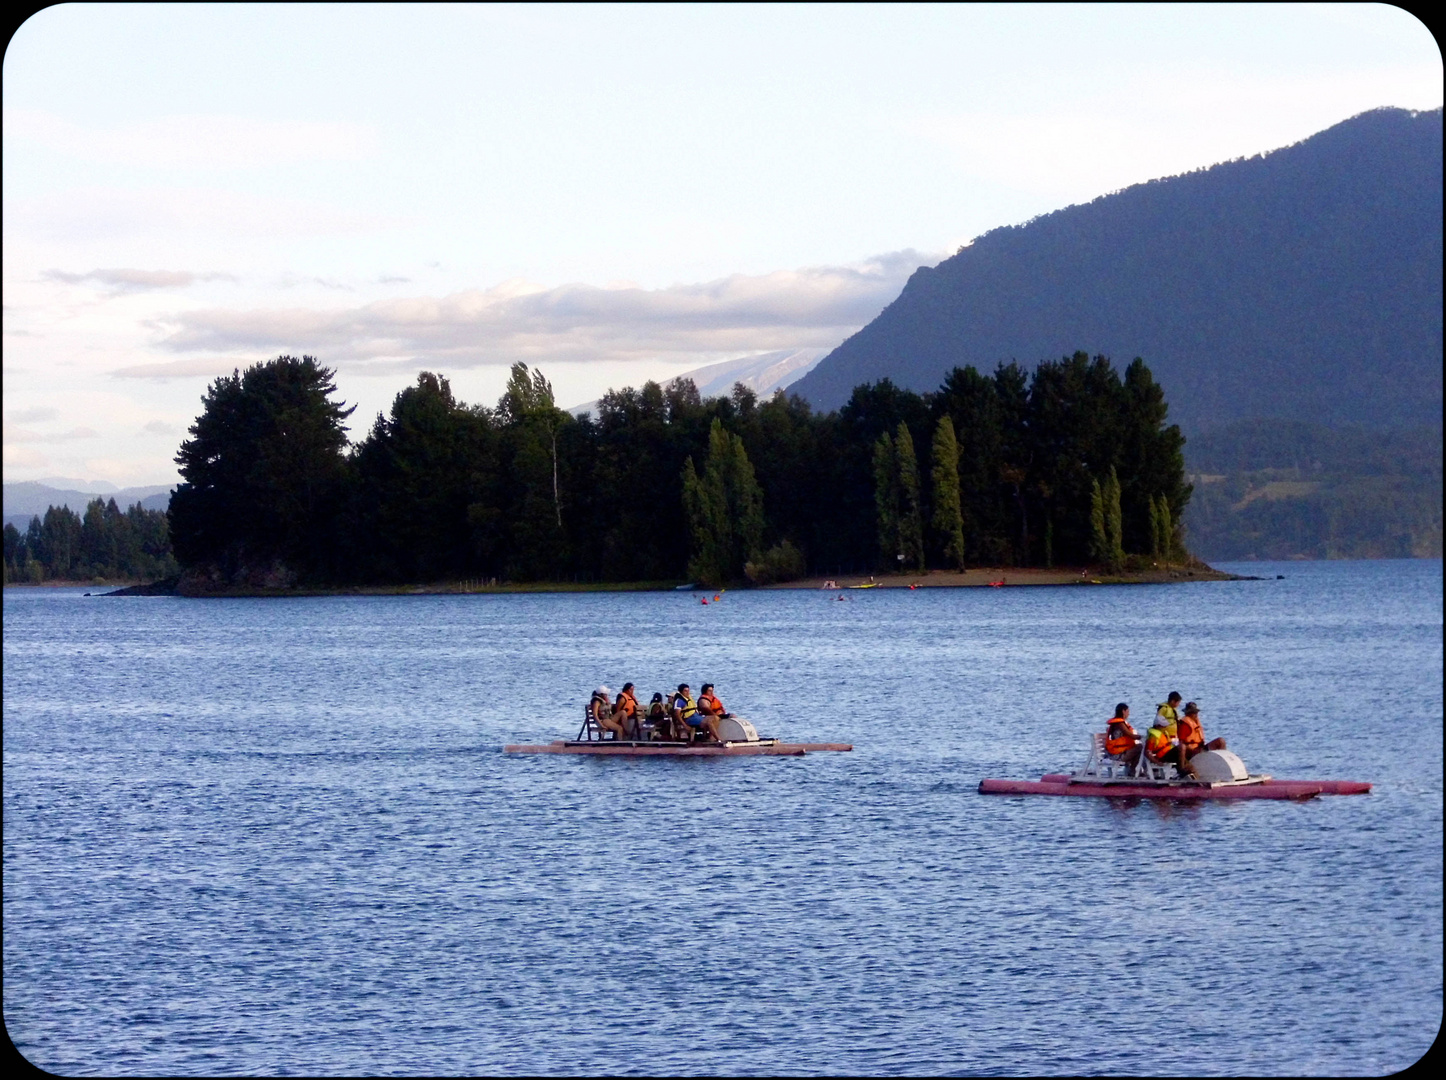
[872,430,899,567]
[1103,466,1124,571]
[931,415,965,570]
[349,372,497,582]
[159,351,1194,585]
[170,356,354,578]
[895,422,925,572]
[1090,479,1107,565]
[681,418,765,585]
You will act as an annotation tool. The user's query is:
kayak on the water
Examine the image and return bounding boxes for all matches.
[979,732,1370,800]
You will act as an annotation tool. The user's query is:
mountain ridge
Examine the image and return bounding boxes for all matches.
[790,107,1443,432]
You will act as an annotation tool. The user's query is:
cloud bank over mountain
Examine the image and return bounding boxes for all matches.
[124,251,930,377]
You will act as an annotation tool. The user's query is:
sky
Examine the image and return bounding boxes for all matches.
[3,3,1440,488]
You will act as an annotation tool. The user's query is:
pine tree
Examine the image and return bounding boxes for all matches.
[931,415,965,570]
[1148,494,1163,559]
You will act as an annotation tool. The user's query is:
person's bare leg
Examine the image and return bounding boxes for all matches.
[1206,737,1227,751]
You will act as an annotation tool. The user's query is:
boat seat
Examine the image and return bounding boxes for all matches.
[577,703,605,741]
[1085,732,1133,779]
[1134,749,1179,781]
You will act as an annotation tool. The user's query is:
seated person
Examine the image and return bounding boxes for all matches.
[591,685,627,740]
[1177,702,1227,776]
[645,692,674,740]
[1105,702,1142,767]
[1156,692,1183,731]
[1144,718,1186,775]
[697,683,731,720]
[671,683,720,743]
[612,682,639,739]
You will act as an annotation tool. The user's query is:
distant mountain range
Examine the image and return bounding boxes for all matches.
[3,481,174,534]
[790,107,1443,433]
[569,348,825,418]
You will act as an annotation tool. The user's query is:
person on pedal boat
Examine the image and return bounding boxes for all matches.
[1177,702,1227,776]
[646,692,674,739]
[697,683,732,722]
[1144,715,1185,773]
[1105,703,1142,767]
[671,683,719,743]
[1155,692,1183,733]
[591,685,628,740]
[612,682,639,739]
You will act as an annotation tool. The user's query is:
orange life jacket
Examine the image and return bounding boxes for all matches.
[1178,714,1204,752]
[699,692,724,716]
[1145,726,1175,760]
[1105,719,1137,756]
[615,690,637,718]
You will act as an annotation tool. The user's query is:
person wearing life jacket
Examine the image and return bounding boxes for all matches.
[697,683,731,721]
[645,692,673,739]
[1156,692,1183,736]
[1105,702,1142,767]
[671,683,719,744]
[1177,701,1227,776]
[1144,716,1186,773]
[612,682,639,739]
[591,685,627,740]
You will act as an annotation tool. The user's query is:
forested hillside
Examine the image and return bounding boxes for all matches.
[1181,423,1441,560]
[791,107,1443,432]
[3,499,178,583]
[164,354,1192,591]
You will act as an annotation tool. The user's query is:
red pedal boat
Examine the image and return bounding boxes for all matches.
[979,734,1370,800]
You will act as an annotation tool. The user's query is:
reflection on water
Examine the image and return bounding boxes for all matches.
[4,560,1441,1075]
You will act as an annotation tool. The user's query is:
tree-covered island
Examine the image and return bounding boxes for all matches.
[143,351,1205,594]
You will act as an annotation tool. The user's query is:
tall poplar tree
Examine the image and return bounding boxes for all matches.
[1090,478,1107,565]
[895,422,925,572]
[1104,466,1125,571]
[681,418,765,585]
[872,430,900,567]
[931,415,965,570]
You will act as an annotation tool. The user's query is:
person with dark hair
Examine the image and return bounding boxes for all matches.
[612,682,638,738]
[671,683,719,743]
[645,691,673,740]
[697,683,731,721]
[591,685,627,740]
[1177,701,1227,776]
[1105,702,1142,768]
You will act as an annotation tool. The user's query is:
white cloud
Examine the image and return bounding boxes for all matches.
[42,267,235,292]
[6,406,58,424]
[3,109,379,170]
[4,426,100,444]
[139,251,933,374]
[110,358,247,380]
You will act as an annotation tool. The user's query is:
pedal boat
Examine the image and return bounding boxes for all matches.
[978,735,1370,800]
[505,714,852,757]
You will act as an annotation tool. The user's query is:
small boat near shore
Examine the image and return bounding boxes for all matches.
[979,738,1370,800]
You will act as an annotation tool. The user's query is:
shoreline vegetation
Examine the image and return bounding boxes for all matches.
[11,352,1205,593]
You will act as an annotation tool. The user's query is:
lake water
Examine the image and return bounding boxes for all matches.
[4,560,1441,1076]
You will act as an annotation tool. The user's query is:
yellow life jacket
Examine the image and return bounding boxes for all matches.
[673,693,698,720]
[1145,726,1175,759]
[1155,703,1178,737]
